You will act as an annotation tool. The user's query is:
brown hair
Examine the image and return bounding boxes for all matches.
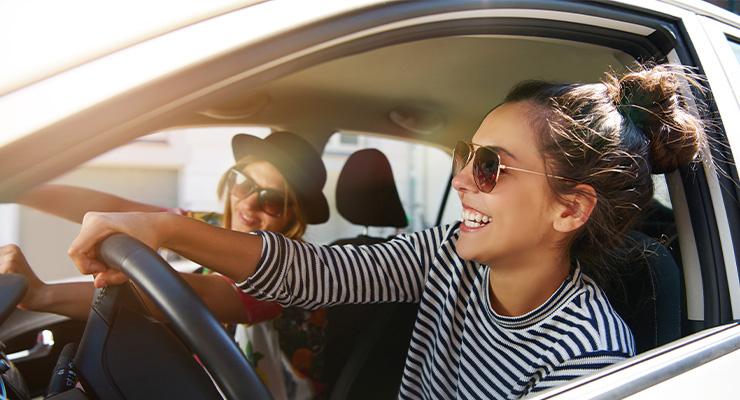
[503,63,707,285]
[217,155,308,240]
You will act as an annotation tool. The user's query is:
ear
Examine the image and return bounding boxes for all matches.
[553,184,597,233]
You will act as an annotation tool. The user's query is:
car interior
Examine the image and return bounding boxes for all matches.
[2,2,738,399]
[325,148,416,400]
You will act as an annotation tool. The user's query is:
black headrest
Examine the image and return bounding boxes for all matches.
[335,149,408,228]
[605,230,681,354]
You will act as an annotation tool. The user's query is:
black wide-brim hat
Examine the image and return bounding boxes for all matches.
[232,131,329,224]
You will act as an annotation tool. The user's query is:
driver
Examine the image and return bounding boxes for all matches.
[66,64,711,399]
[1,131,330,400]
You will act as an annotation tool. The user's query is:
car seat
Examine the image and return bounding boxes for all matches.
[604,230,683,354]
[325,149,418,400]
[331,148,408,244]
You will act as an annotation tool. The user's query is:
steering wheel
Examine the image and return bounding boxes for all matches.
[74,233,272,400]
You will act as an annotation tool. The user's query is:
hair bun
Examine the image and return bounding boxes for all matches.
[614,65,705,174]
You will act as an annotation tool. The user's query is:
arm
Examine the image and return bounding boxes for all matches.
[0,244,94,320]
[0,244,269,324]
[68,212,263,288]
[180,273,251,324]
[17,184,162,223]
[527,352,631,395]
[238,229,434,309]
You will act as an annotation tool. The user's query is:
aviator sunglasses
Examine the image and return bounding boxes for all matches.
[227,168,289,218]
[452,141,578,193]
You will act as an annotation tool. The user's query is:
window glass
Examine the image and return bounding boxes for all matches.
[18,166,179,282]
[639,174,678,248]
[653,174,672,210]
[729,38,740,64]
[5,128,459,280]
[307,132,457,244]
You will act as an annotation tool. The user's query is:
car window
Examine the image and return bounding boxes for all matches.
[729,38,740,64]
[0,128,454,281]
[306,132,457,244]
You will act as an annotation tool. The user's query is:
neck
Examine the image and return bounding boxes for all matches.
[487,252,571,317]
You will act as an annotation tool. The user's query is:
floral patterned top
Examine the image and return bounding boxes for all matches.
[166,208,328,400]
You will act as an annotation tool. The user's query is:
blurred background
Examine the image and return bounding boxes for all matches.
[0,128,460,282]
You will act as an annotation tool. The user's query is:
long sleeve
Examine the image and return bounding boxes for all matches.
[238,223,634,399]
[238,226,452,309]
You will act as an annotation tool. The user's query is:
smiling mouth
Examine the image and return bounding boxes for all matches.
[238,212,257,225]
[462,209,491,228]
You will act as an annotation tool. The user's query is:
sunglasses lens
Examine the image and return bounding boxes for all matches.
[473,146,500,192]
[258,190,287,217]
[230,169,288,217]
[452,141,471,176]
[230,170,256,198]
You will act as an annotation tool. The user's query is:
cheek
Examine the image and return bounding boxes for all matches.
[456,184,554,262]
[499,184,559,242]
[262,218,286,233]
[508,190,548,221]
[263,209,294,234]
[228,199,238,227]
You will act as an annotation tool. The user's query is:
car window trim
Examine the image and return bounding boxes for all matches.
[526,322,740,399]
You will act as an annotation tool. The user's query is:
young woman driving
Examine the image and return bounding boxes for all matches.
[67,64,708,399]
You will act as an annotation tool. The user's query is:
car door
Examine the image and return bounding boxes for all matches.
[529,1,740,398]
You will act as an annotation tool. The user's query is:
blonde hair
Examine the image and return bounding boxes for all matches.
[217,156,308,240]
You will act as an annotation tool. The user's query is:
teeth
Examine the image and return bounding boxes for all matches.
[461,209,491,228]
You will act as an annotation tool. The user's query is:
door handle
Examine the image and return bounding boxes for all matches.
[6,329,54,362]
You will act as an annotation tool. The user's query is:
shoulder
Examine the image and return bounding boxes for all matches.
[161,207,224,227]
[558,269,635,354]
[185,211,224,227]
[399,222,461,244]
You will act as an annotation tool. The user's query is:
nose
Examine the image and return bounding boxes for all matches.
[451,161,476,194]
[233,191,260,211]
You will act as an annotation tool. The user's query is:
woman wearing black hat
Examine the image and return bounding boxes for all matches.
[1,131,330,399]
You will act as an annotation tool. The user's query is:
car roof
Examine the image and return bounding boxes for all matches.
[0,0,265,96]
[1,0,738,201]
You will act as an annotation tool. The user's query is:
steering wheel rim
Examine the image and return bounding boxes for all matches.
[97,233,272,400]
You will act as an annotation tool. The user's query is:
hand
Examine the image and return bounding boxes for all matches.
[68,211,168,288]
[0,244,48,310]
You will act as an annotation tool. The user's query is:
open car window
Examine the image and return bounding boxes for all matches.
[1,128,455,281]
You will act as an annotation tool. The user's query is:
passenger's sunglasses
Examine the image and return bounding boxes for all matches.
[452,141,578,193]
[227,168,289,218]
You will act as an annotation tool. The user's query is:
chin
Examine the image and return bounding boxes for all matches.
[455,233,479,262]
[234,223,259,233]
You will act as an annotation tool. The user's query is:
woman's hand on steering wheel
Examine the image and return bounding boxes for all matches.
[0,244,47,311]
[68,211,171,288]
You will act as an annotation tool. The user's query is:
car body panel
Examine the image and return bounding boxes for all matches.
[697,15,740,319]
[0,0,268,96]
[3,0,740,398]
[528,322,740,399]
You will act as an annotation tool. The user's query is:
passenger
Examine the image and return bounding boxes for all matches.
[67,64,709,399]
[1,131,330,400]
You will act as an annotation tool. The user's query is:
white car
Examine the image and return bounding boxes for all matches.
[1,0,740,399]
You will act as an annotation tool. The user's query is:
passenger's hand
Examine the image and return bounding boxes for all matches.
[68,212,168,288]
[0,244,48,310]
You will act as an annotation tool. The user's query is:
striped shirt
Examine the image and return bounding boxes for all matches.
[238,223,634,399]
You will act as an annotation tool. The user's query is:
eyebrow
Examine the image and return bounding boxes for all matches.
[488,145,518,161]
[469,141,519,161]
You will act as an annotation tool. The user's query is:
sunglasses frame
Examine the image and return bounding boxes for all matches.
[227,168,289,218]
[453,141,578,193]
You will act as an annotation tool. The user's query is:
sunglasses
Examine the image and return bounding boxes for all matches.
[227,168,289,218]
[452,141,577,193]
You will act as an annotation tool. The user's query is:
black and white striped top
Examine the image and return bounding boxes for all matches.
[238,223,634,399]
